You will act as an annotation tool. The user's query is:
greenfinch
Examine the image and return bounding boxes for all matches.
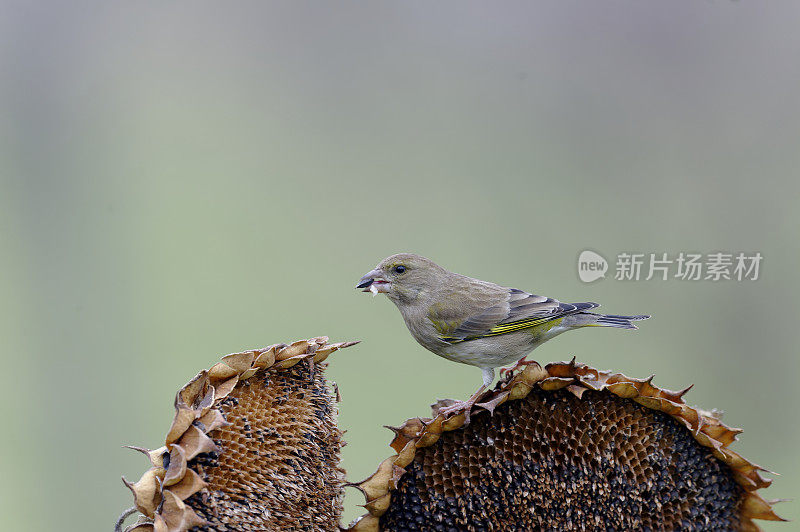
[357,253,649,422]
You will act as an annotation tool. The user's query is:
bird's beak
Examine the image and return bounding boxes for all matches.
[356,269,390,295]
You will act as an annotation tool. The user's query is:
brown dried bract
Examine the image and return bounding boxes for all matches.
[120,337,357,532]
[348,358,783,532]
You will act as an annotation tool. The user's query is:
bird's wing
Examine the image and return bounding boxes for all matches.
[436,288,598,344]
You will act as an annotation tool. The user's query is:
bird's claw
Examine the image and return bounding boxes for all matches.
[475,391,510,416]
[435,385,491,426]
[436,400,473,423]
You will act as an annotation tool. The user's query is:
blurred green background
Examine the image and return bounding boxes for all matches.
[1,2,798,530]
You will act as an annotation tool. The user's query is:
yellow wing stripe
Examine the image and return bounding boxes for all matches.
[487,317,553,334]
[442,316,556,343]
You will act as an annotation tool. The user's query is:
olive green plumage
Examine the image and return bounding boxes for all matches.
[357,253,649,418]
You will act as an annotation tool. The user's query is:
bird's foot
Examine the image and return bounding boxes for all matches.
[500,356,539,379]
[437,399,478,425]
[434,385,488,425]
[475,391,510,416]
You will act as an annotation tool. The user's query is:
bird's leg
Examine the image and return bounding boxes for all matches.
[500,355,538,378]
[436,368,495,425]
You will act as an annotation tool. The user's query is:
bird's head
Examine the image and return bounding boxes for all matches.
[356,253,445,304]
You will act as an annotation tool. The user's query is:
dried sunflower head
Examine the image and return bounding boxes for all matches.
[118,344,782,532]
[120,337,356,532]
[349,359,784,532]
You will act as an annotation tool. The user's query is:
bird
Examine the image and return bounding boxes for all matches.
[356,253,650,423]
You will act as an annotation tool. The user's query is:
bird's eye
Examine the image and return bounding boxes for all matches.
[393,265,406,274]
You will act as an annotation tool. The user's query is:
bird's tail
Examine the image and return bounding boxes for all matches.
[587,313,651,330]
